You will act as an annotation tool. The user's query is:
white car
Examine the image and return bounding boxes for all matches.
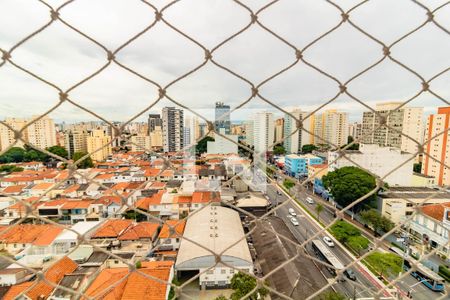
[288,208,297,216]
[290,217,299,226]
[306,197,314,204]
[323,236,335,247]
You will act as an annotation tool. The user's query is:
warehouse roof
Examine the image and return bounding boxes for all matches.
[176,206,252,269]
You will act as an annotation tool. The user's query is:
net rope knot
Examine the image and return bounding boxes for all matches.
[421,82,429,91]
[341,12,349,22]
[59,92,68,102]
[295,49,303,60]
[251,87,258,97]
[50,10,59,21]
[339,85,347,93]
[107,50,115,61]
[382,46,391,56]
[155,11,163,21]
[158,88,166,98]
[1,49,11,60]
[204,49,212,60]
[426,11,434,22]
[251,13,258,24]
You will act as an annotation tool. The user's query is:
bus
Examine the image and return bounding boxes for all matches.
[388,247,445,292]
[311,239,344,276]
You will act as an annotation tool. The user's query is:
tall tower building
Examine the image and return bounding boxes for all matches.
[361,102,423,154]
[148,114,162,135]
[284,109,315,154]
[274,118,284,144]
[214,102,231,135]
[313,109,348,147]
[25,116,57,150]
[254,112,274,153]
[86,129,112,162]
[348,122,362,140]
[162,107,184,152]
[422,107,450,186]
[243,120,254,146]
[64,130,88,159]
[0,118,28,151]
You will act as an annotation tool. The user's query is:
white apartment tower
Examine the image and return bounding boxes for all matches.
[284,109,315,154]
[361,102,423,154]
[0,118,28,151]
[253,112,274,153]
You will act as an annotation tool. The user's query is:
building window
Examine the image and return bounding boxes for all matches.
[221,269,226,274]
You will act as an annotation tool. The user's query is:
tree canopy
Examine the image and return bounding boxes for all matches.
[195,136,214,154]
[365,252,402,278]
[273,144,286,155]
[72,152,94,169]
[230,272,268,300]
[318,291,347,300]
[330,220,369,253]
[360,209,395,233]
[301,144,318,154]
[322,166,377,210]
[0,145,68,163]
[0,165,24,174]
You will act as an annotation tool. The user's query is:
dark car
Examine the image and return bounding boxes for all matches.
[344,269,356,281]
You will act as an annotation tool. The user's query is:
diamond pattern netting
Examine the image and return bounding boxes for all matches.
[0,0,449,299]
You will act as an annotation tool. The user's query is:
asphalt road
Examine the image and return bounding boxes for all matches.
[264,171,447,300]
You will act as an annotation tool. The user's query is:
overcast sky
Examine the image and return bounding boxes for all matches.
[0,0,449,124]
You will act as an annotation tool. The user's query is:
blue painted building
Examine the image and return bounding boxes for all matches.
[284,154,323,178]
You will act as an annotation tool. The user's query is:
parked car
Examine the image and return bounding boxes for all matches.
[290,217,299,226]
[306,197,314,204]
[288,208,297,216]
[323,236,334,247]
[344,269,356,281]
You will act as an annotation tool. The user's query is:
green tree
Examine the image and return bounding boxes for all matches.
[0,147,26,163]
[72,152,94,169]
[195,136,214,154]
[360,209,394,233]
[365,252,402,279]
[23,149,46,162]
[315,203,324,222]
[322,166,376,211]
[214,296,228,300]
[344,136,359,150]
[413,162,422,173]
[330,220,369,253]
[273,144,286,155]
[317,291,347,300]
[230,272,268,300]
[302,144,318,154]
[283,179,295,190]
[46,145,68,160]
[0,165,24,173]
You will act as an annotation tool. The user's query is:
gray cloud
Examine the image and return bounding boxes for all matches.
[0,0,448,124]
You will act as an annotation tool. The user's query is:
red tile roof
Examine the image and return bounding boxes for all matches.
[25,256,77,300]
[420,202,450,221]
[158,220,185,239]
[192,191,221,204]
[91,219,133,239]
[0,224,61,245]
[2,184,27,194]
[85,261,173,300]
[118,222,159,241]
[135,190,165,210]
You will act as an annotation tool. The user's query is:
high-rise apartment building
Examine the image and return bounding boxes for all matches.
[64,130,88,159]
[243,120,254,146]
[274,118,284,143]
[130,134,152,152]
[314,109,348,147]
[0,116,56,151]
[150,126,163,149]
[348,122,362,140]
[162,107,184,152]
[361,102,423,154]
[422,107,450,186]
[284,109,315,154]
[253,112,274,153]
[86,129,112,162]
[0,118,28,151]
[214,102,231,135]
[148,114,162,135]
